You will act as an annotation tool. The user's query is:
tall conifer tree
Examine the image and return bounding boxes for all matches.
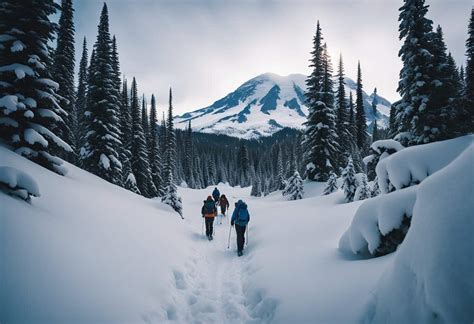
[0,0,72,174]
[76,37,88,152]
[52,0,76,163]
[355,61,367,149]
[81,3,122,184]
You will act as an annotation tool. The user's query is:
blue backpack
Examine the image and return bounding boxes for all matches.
[235,203,250,225]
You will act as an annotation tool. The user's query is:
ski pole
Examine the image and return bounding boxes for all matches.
[227,225,233,249]
[202,217,204,237]
[246,224,249,246]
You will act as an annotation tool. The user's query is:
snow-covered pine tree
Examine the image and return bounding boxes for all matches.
[162,88,183,215]
[75,37,88,154]
[302,23,338,181]
[372,119,379,142]
[129,78,153,197]
[250,176,262,197]
[370,176,381,197]
[348,91,356,136]
[341,156,357,203]
[282,171,304,200]
[336,54,350,167]
[275,147,285,190]
[354,173,370,201]
[462,8,474,133]
[149,94,163,194]
[355,61,367,150]
[0,0,72,175]
[183,120,194,187]
[141,95,149,143]
[322,171,338,195]
[237,143,250,186]
[396,0,449,145]
[81,4,122,185]
[52,0,77,163]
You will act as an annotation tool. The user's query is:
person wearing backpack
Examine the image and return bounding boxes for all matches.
[219,194,230,216]
[231,200,250,256]
[202,196,217,240]
[212,187,220,205]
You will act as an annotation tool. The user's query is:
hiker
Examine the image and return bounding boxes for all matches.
[231,200,250,256]
[202,196,217,240]
[219,194,230,216]
[212,187,220,205]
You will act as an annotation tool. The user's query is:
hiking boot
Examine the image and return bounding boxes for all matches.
[237,250,243,257]
[209,235,213,241]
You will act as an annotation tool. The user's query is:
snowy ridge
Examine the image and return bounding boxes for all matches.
[176,73,391,139]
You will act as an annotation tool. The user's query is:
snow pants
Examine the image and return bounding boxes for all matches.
[220,206,227,215]
[235,224,246,253]
[205,217,214,236]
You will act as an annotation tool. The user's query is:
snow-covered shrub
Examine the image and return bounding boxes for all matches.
[341,156,357,202]
[361,144,474,323]
[282,171,304,200]
[370,177,380,198]
[363,139,404,181]
[354,174,370,201]
[322,172,338,195]
[0,166,40,202]
[339,186,417,256]
[376,135,472,194]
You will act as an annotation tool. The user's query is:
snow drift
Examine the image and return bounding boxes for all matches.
[0,146,190,323]
[362,143,474,323]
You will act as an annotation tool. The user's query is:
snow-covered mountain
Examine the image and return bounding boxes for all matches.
[176,73,392,139]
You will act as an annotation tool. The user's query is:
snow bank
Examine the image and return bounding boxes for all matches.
[0,145,190,323]
[362,143,474,323]
[376,135,473,193]
[0,166,40,201]
[339,186,417,256]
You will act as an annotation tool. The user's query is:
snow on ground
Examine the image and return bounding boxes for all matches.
[362,143,474,323]
[4,138,470,323]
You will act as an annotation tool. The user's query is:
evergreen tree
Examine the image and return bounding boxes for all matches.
[341,156,357,203]
[282,171,304,200]
[348,91,356,135]
[372,119,379,142]
[322,171,338,195]
[141,95,150,142]
[371,88,379,116]
[275,147,286,190]
[371,177,381,198]
[251,176,262,197]
[76,37,88,152]
[81,4,122,184]
[183,120,194,188]
[52,0,76,163]
[149,94,163,195]
[0,0,72,174]
[237,143,250,185]
[162,88,183,215]
[462,8,474,133]
[355,173,370,201]
[336,54,350,165]
[355,61,367,149]
[130,78,153,196]
[302,22,338,181]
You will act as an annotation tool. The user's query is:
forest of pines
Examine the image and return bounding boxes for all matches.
[0,0,472,214]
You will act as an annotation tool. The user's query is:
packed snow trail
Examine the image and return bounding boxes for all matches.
[164,185,275,323]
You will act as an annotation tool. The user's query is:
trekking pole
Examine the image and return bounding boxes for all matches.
[227,225,233,249]
[202,217,204,237]
[246,224,249,247]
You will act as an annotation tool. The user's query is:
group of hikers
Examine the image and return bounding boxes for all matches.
[201,187,250,257]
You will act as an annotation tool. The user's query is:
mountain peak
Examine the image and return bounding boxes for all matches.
[176,73,391,139]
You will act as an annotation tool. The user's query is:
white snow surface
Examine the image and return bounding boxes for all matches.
[0,165,40,197]
[377,135,473,193]
[339,185,417,255]
[362,143,474,323]
[2,136,472,323]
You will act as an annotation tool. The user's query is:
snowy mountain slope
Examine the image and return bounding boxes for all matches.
[0,146,192,322]
[176,73,391,139]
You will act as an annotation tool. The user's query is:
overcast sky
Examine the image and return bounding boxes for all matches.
[70,0,471,115]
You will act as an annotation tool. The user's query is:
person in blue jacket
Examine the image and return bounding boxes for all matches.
[231,200,250,256]
[212,187,220,205]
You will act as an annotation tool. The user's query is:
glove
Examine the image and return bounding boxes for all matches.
[231,221,234,226]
